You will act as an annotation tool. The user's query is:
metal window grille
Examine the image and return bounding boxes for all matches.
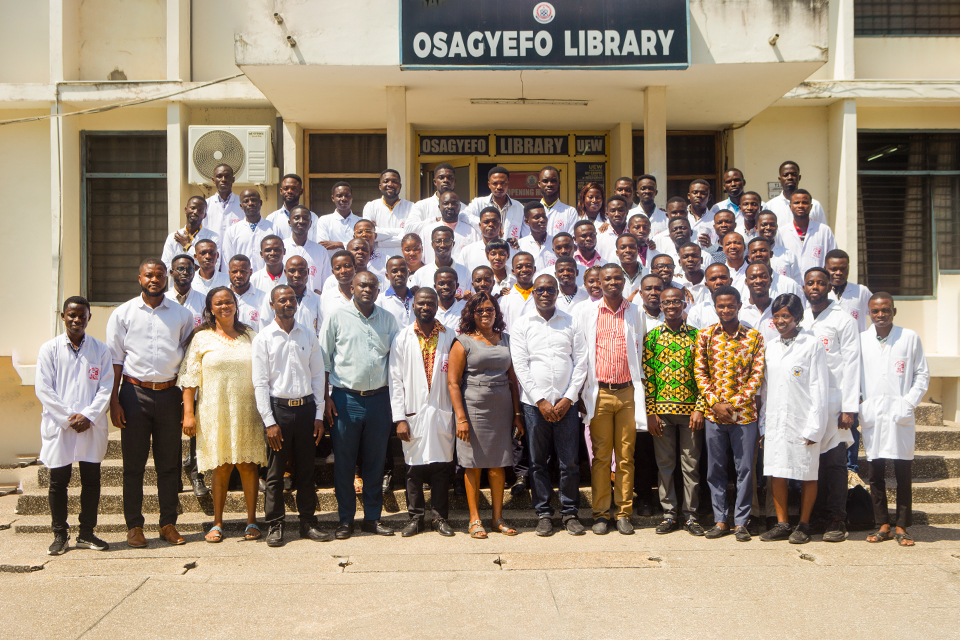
[305,132,387,215]
[855,0,960,36]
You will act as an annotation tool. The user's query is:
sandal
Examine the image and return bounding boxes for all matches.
[469,520,487,539]
[244,523,261,541]
[895,532,915,547]
[492,518,518,536]
[354,477,363,494]
[205,525,223,543]
[866,528,894,543]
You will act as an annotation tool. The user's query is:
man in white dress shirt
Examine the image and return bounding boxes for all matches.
[460,206,515,275]
[249,235,287,296]
[765,161,828,229]
[257,256,323,337]
[518,202,557,271]
[267,174,319,242]
[191,239,229,295]
[37,296,114,555]
[390,288,458,538]
[499,252,538,332]
[511,275,589,536]
[227,254,265,327]
[377,256,415,329]
[408,227,471,296]
[283,205,331,293]
[352,220,389,278]
[314,181,361,258]
[433,267,467,332]
[537,166,578,237]
[410,163,467,225]
[595,196,631,260]
[675,243,710,304]
[554,256,589,313]
[205,164,242,241]
[634,175,669,236]
[106,259,194,548]
[252,284,330,546]
[722,232,749,292]
[165,255,205,329]
[463,166,526,243]
[320,251,356,319]
[616,234,646,299]
[715,168,748,221]
[738,263,779,343]
[801,267,861,543]
[161,196,218,271]
[860,293,929,547]
[410,189,480,264]
[686,264,733,330]
[779,190,838,274]
[687,179,720,246]
[735,191,763,242]
[613,176,638,209]
[363,169,415,248]
[220,189,277,272]
[639,275,665,330]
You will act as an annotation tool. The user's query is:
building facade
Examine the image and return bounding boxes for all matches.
[1,0,958,468]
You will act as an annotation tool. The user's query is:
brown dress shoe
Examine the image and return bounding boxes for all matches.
[127,527,147,548]
[159,524,185,545]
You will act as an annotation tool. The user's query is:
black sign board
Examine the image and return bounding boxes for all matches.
[575,135,605,155]
[576,162,606,195]
[400,0,689,70]
[419,135,489,155]
[496,135,568,156]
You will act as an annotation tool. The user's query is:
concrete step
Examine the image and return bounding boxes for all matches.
[857,451,960,479]
[913,424,960,451]
[882,477,960,503]
[915,402,943,426]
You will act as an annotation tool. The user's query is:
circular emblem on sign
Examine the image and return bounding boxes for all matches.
[526,175,537,188]
[533,2,555,24]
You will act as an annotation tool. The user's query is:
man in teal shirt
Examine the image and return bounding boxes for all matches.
[321,271,399,539]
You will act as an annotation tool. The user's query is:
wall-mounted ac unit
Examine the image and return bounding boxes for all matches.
[188,126,277,185]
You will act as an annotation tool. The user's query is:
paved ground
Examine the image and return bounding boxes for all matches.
[2,492,960,640]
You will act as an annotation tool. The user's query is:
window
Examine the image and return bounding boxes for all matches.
[82,132,167,304]
[855,0,960,36]
[633,132,721,205]
[304,131,387,215]
[857,132,960,297]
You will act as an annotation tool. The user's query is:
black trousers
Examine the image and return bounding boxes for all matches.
[813,442,848,523]
[182,436,204,482]
[869,458,912,529]
[49,462,101,536]
[119,383,183,530]
[513,431,530,479]
[406,461,452,520]
[634,430,658,505]
[264,399,318,526]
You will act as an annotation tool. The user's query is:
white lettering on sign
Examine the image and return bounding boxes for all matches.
[503,31,517,56]
[456,30,674,58]
[468,31,484,56]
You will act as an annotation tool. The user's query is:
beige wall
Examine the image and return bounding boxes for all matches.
[191,0,245,81]
[855,38,960,81]
[0,0,49,83]
[0,358,42,472]
[857,107,960,131]
[79,0,166,81]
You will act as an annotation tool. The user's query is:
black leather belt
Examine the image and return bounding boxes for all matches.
[598,381,632,391]
[335,386,388,397]
[271,396,314,407]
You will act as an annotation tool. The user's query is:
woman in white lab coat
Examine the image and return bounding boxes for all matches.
[759,293,829,544]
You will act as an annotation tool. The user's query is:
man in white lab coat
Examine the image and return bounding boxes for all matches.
[778,190,837,274]
[860,293,929,547]
[389,288,458,538]
[363,169,415,249]
[36,296,114,555]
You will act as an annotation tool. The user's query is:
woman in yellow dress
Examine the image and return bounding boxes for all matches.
[180,286,266,542]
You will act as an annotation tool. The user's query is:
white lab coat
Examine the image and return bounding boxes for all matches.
[35,334,115,469]
[828,282,873,333]
[578,299,648,431]
[761,332,829,481]
[779,219,837,274]
[388,324,457,465]
[859,326,930,461]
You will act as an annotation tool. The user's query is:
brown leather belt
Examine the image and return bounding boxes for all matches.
[123,374,178,391]
[598,381,632,391]
[334,386,388,397]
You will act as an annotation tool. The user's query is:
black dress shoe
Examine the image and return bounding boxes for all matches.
[637,502,654,518]
[283,474,294,493]
[432,518,455,537]
[191,476,210,497]
[401,518,423,538]
[704,524,730,539]
[360,520,395,536]
[335,522,354,540]
[510,477,528,497]
[266,523,285,547]
[300,522,331,542]
[616,518,635,535]
[382,471,393,494]
[746,515,760,536]
[592,518,609,535]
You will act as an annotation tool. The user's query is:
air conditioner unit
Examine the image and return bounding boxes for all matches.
[188,125,278,186]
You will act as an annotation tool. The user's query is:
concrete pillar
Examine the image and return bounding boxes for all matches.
[610,122,633,186]
[166,0,191,81]
[830,0,855,80]
[282,119,303,177]
[167,103,190,232]
[828,98,858,280]
[385,86,411,199]
[729,124,747,174]
[643,87,667,207]
[50,0,80,82]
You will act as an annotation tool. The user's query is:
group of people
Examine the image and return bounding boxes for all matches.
[37,160,929,555]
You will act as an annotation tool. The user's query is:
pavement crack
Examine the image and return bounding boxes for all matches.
[543,572,561,616]
[78,576,149,638]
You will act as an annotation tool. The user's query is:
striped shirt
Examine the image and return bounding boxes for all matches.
[595,299,631,384]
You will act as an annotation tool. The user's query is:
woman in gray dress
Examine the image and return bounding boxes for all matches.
[447,292,525,538]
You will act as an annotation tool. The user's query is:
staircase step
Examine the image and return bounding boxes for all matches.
[913,424,960,451]
[915,402,943,426]
[858,451,960,479]
[883,477,960,503]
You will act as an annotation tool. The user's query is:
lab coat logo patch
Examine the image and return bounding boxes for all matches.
[88,367,100,381]
[813,247,823,259]
[896,360,906,373]
[819,335,830,351]
[194,316,203,327]
[309,266,317,276]
[250,310,259,322]
[554,220,563,231]
[791,366,803,377]
[851,310,859,319]
[440,356,449,373]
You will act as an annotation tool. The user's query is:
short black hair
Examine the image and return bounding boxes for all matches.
[757,209,778,222]
[573,219,596,233]
[63,295,91,313]
[435,163,454,173]
[555,256,577,269]
[512,251,535,266]
[281,173,303,185]
[171,254,195,266]
[270,284,294,302]
[401,233,422,246]
[331,181,352,194]
[747,236,771,250]
[791,188,812,200]
[260,234,283,248]
[431,226,453,240]
[678,241,701,253]
[380,168,401,180]
[741,191,762,201]
[488,166,510,179]
[484,239,510,255]
[195,238,217,250]
[214,163,235,174]
[228,254,251,266]
[415,286,438,299]
[539,165,559,176]
[636,174,657,184]
[140,258,166,272]
[669,217,691,230]
[869,291,895,305]
[712,285,741,304]
[720,231,744,245]
[478,206,501,220]
[779,160,800,174]
[606,195,629,208]
[804,266,829,281]
[434,266,458,284]
[472,265,493,276]
[714,208,736,220]
[641,273,664,287]
[523,201,546,216]
[825,249,850,263]
[689,178,710,190]
[771,293,804,320]
[331,250,355,265]
[615,233,639,248]
[666,196,687,207]
[187,195,207,207]
[552,232,573,243]
[724,167,744,179]
[614,176,634,187]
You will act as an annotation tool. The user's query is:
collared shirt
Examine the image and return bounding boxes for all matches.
[320,284,354,320]
[643,322,700,415]
[376,286,415,329]
[205,192,243,240]
[408,261,472,297]
[249,267,287,297]
[643,308,665,331]
[251,320,325,426]
[573,249,605,269]
[267,206,320,242]
[511,308,588,406]
[283,238,332,292]
[321,303,399,391]
[161,226,219,272]
[779,219,838,274]
[257,288,323,337]
[693,322,765,423]
[461,238,517,276]
[541,199,579,237]
[192,270,230,297]
[362,197,415,248]
[163,288,205,328]
[233,286,266,327]
[106,295,195,382]
[315,211,361,258]
[435,298,467,333]
[828,281,873,333]
[764,192,827,230]
[219,217,277,272]
[595,299,631,384]
[413,320,445,390]
[464,193,527,241]
[517,234,557,271]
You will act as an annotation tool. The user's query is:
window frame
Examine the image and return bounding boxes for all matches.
[854,0,960,37]
[857,128,960,301]
[631,130,723,204]
[303,129,387,214]
[80,130,167,306]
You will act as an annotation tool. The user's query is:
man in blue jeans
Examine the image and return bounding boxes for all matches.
[510,274,589,536]
[321,271,399,540]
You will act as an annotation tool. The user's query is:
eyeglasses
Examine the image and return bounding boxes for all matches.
[661,299,684,307]
[474,307,496,316]
[534,287,557,295]
[172,265,195,273]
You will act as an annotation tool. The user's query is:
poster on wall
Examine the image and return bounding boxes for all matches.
[506,171,543,202]
[575,162,606,197]
[400,0,689,70]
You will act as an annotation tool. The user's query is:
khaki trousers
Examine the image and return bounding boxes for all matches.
[590,386,637,520]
